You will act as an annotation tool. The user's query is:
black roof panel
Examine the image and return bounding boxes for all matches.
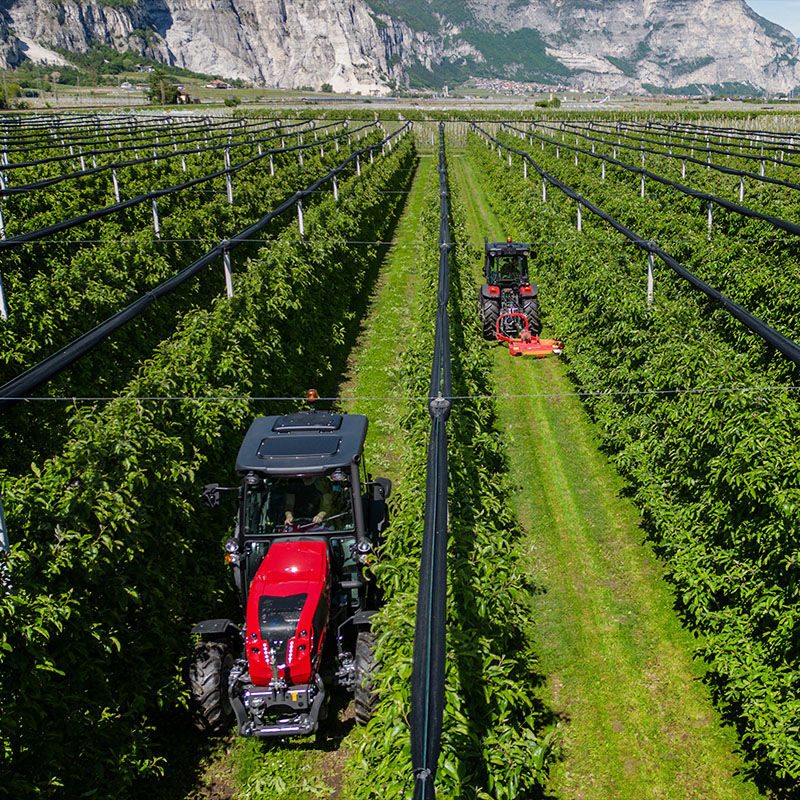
[487,241,529,256]
[258,435,341,458]
[236,412,368,475]
[272,411,342,432]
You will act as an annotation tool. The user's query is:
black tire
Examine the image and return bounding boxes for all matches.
[522,296,540,336]
[479,296,500,340]
[189,641,234,734]
[353,631,378,726]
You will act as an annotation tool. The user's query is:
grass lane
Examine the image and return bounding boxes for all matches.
[338,152,436,469]
[449,147,761,800]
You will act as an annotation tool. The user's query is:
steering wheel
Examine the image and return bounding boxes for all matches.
[296,511,350,530]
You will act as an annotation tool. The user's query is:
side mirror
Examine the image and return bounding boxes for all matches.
[372,477,392,501]
[202,484,221,508]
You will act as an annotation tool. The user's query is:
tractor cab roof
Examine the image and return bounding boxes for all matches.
[236,411,368,476]
[486,241,530,258]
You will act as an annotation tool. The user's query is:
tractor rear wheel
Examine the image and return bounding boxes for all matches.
[480,297,500,340]
[522,297,540,336]
[189,641,233,734]
[353,631,378,726]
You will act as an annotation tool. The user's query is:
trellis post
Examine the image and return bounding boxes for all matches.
[0,491,9,561]
[270,154,274,176]
[0,268,8,320]
[297,198,305,237]
[333,174,338,201]
[222,243,233,298]
[356,155,361,176]
[224,148,233,205]
[640,173,646,198]
[542,176,547,202]
[647,252,654,307]
[523,160,528,179]
[739,176,744,202]
[577,201,583,232]
[112,168,120,202]
[152,198,161,239]
[708,201,713,237]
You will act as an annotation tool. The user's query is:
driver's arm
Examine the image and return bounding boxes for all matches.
[312,484,334,523]
[284,492,295,523]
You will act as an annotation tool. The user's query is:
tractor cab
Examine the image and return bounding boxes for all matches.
[483,239,530,287]
[191,409,391,738]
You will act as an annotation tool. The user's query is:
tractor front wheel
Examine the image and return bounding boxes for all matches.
[189,641,234,734]
[522,297,541,336]
[479,297,500,340]
[353,631,379,726]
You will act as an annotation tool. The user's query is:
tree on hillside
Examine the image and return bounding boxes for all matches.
[0,80,21,109]
[146,69,179,104]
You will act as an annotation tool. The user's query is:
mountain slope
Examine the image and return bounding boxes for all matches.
[0,0,798,94]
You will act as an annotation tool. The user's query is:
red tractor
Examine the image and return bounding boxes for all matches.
[479,237,561,357]
[479,237,540,341]
[190,409,391,737]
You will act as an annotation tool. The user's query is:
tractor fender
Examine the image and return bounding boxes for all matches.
[192,618,241,642]
[352,609,378,631]
[522,283,539,298]
[479,284,500,300]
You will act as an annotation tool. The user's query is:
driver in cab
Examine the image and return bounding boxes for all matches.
[284,476,334,526]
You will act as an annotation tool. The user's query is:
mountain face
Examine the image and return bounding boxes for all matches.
[0,0,798,95]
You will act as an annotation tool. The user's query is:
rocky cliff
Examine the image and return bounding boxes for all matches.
[0,0,797,95]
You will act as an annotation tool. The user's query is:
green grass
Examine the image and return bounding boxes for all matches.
[448,145,762,800]
[338,151,436,474]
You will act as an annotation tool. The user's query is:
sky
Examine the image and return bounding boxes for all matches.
[745,0,800,37]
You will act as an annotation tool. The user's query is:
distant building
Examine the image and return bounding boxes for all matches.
[204,80,233,89]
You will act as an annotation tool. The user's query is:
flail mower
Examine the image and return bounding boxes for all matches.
[189,404,391,738]
[478,237,562,358]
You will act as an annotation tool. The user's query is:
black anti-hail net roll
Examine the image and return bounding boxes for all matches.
[411,122,452,800]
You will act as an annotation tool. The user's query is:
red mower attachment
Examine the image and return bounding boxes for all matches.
[495,313,562,358]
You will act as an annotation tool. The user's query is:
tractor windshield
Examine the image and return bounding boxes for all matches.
[243,474,355,536]
[489,254,528,283]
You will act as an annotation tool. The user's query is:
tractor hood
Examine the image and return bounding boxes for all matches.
[245,540,330,687]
